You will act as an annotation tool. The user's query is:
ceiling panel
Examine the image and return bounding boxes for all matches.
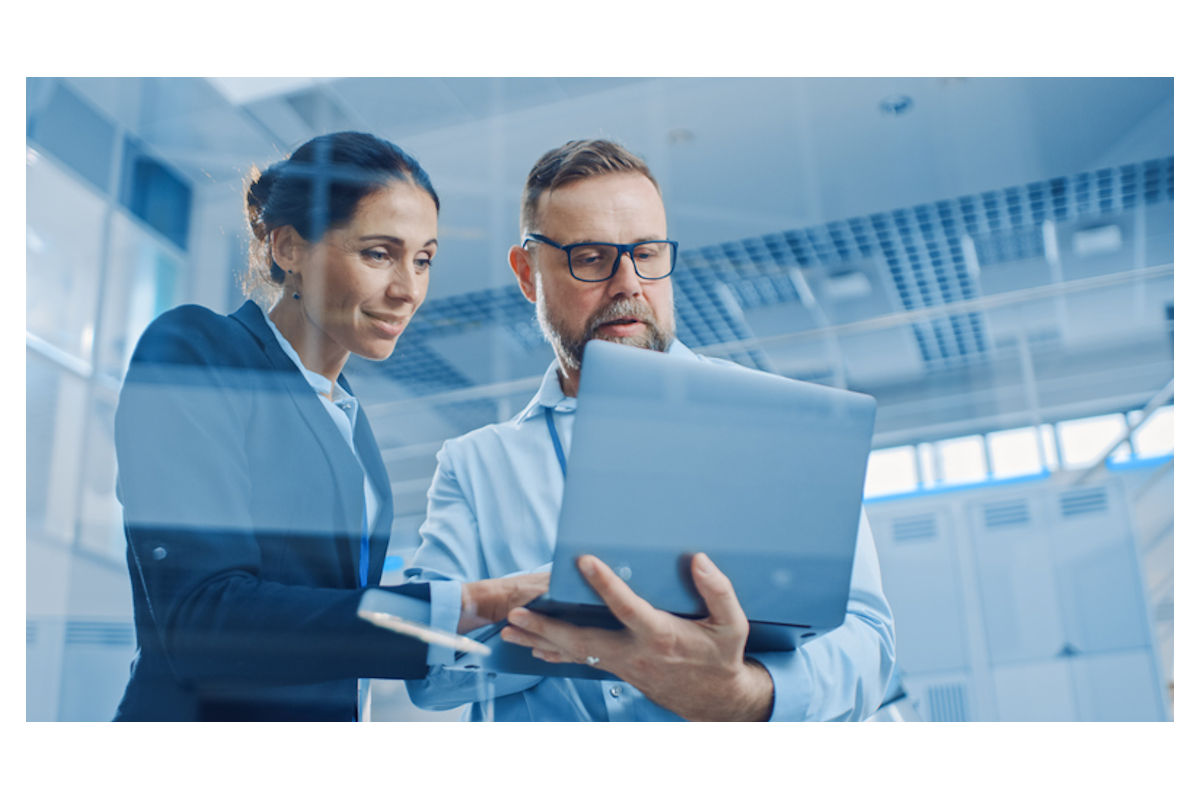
[40,76,1172,444]
[328,77,473,135]
[440,77,569,118]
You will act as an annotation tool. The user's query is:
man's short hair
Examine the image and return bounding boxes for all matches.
[520,139,660,234]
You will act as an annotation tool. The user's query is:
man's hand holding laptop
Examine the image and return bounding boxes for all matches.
[501,552,775,722]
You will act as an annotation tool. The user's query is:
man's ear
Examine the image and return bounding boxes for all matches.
[509,244,537,303]
[270,225,308,275]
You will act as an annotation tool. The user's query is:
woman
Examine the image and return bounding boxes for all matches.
[113,131,542,721]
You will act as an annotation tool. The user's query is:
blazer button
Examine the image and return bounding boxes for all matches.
[152,546,167,560]
[609,685,622,698]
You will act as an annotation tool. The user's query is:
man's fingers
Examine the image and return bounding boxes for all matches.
[576,555,661,636]
[691,553,747,628]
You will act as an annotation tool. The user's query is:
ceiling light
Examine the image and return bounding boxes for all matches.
[207,77,321,105]
[1072,224,1122,257]
[825,271,872,301]
[27,226,44,254]
[879,95,913,115]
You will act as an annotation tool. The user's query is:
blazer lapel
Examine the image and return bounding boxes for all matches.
[344,378,393,586]
[232,301,366,588]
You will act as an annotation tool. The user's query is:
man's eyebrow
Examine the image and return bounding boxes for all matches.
[564,235,666,245]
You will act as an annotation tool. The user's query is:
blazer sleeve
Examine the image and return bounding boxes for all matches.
[116,306,430,685]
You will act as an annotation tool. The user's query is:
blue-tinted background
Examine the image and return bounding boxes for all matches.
[25,77,1173,721]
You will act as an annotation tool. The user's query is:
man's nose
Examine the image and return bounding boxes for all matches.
[606,251,643,296]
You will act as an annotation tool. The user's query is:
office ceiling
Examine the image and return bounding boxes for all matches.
[56,77,1175,468]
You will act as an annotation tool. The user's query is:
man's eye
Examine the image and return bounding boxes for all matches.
[574,250,604,265]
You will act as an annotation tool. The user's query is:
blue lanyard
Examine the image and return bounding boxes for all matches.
[543,407,567,477]
[359,504,370,588]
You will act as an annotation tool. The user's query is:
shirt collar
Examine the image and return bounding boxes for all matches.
[260,305,354,406]
[514,339,694,424]
[514,361,574,424]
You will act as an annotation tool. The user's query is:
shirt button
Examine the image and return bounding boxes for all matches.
[151,546,167,560]
[609,685,622,698]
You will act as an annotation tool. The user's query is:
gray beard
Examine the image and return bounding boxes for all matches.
[536,293,674,373]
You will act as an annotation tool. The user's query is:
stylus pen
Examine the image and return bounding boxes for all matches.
[357,609,493,655]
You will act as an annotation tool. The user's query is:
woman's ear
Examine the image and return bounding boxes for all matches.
[270,225,309,276]
[509,244,537,303]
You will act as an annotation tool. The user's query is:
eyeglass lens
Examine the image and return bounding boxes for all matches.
[569,242,673,281]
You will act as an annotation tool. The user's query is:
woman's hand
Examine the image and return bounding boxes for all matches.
[458,572,550,634]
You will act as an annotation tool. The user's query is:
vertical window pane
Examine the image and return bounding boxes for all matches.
[1039,424,1060,471]
[936,435,987,485]
[26,81,116,193]
[864,446,918,497]
[26,147,107,361]
[1132,405,1174,458]
[26,352,89,542]
[26,354,59,536]
[987,426,1043,479]
[916,442,937,486]
[119,136,192,250]
[1057,413,1128,468]
[98,212,185,380]
[76,394,126,560]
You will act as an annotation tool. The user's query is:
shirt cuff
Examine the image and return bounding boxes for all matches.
[426,580,464,666]
[753,649,814,721]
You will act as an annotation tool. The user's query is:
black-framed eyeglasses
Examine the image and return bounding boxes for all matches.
[522,233,678,282]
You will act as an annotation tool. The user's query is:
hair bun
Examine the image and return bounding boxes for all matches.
[244,163,281,242]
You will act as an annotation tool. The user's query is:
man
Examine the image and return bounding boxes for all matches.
[403,140,895,721]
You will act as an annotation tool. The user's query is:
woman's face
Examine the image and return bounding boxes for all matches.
[290,180,438,364]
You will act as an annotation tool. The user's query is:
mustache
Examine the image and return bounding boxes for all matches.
[585,299,658,337]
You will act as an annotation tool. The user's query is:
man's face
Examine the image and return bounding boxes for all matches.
[514,172,675,374]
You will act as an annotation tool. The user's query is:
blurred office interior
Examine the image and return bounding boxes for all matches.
[25,76,1173,721]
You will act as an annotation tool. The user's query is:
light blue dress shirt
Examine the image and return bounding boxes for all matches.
[261,309,460,664]
[404,340,896,721]
[261,308,381,529]
[262,307,393,719]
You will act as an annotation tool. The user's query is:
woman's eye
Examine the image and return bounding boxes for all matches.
[364,249,390,263]
[415,258,433,272]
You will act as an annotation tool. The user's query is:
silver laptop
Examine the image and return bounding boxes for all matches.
[455,339,876,678]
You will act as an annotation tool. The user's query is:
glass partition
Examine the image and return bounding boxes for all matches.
[98,212,185,381]
[26,147,107,362]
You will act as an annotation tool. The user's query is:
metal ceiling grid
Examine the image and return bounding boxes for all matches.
[867,205,986,367]
[380,341,472,395]
[672,253,773,371]
[365,156,1172,405]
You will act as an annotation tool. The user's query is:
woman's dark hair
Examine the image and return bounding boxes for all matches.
[242,131,439,299]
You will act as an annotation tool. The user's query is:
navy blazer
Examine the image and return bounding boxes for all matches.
[113,300,430,721]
